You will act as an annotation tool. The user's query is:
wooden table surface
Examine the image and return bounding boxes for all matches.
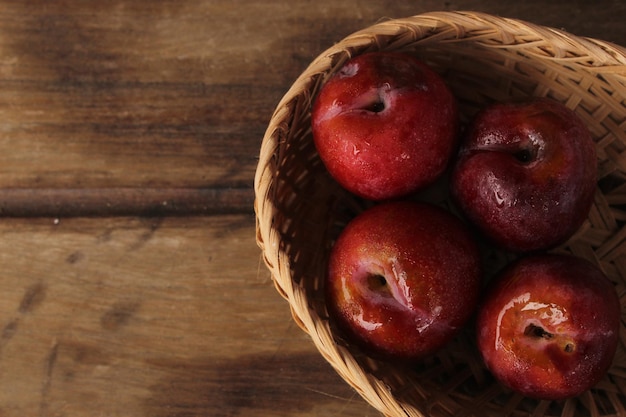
[1,1,625,416]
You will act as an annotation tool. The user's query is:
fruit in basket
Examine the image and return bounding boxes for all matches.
[311,51,459,201]
[325,201,482,362]
[450,97,597,252]
[476,254,620,400]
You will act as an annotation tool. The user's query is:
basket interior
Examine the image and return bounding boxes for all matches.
[256,12,626,417]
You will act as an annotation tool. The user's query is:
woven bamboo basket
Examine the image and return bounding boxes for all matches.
[254,10,626,417]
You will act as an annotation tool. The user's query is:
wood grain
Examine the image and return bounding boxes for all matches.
[0,1,624,215]
[0,1,624,416]
[0,216,376,416]
[0,187,253,216]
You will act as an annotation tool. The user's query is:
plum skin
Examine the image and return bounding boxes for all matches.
[311,51,459,201]
[476,254,621,400]
[450,97,597,252]
[325,201,482,363]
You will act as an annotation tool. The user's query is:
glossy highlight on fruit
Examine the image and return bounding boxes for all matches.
[451,97,597,252]
[311,51,459,201]
[476,254,620,400]
[326,201,482,363]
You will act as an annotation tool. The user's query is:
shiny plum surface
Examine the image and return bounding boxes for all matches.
[312,52,458,201]
[451,98,597,252]
[326,201,482,362]
[476,254,620,400]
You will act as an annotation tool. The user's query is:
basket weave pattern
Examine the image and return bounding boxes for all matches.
[254,11,626,417]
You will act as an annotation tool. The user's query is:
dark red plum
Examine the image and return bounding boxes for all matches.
[312,52,459,201]
[326,201,482,363]
[451,98,597,252]
[476,254,620,400]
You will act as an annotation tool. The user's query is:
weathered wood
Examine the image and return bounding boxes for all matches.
[0,187,254,216]
[0,215,375,416]
[0,1,624,216]
[0,1,624,416]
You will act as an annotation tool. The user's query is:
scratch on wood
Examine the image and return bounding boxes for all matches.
[254,253,272,285]
[19,281,47,313]
[0,318,19,349]
[302,386,353,401]
[65,251,85,264]
[44,341,59,379]
[0,282,47,357]
[39,340,59,417]
[100,300,141,331]
[128,218,163,251]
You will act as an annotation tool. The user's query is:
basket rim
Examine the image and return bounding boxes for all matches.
[254,10,626,417]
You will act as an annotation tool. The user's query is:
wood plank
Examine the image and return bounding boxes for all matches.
[0,2,624,416]
[0,1,624,216]
[0,187,254,216]
[0,215,376,416]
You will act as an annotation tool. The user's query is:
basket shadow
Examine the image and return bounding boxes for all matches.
[142,351,372,417]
